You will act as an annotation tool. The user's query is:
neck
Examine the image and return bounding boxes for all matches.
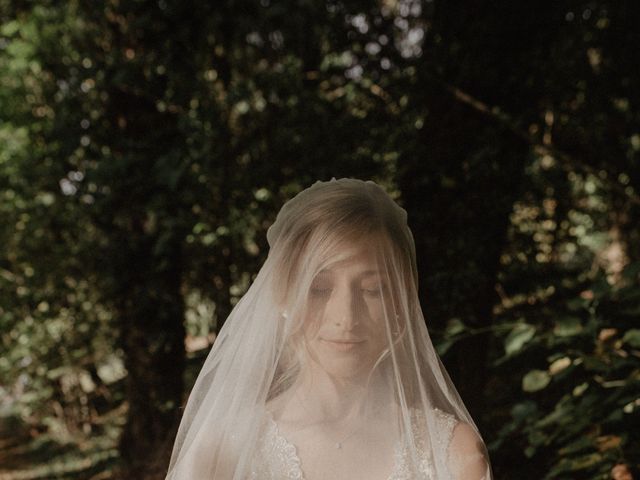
[294,365,375,422]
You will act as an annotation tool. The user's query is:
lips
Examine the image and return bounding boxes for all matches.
[321,338,365,352]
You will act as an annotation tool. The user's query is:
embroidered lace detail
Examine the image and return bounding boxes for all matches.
[248,412,303,479]
[432,408,457,478]
[389,408,456,480]
[248,408,457,480]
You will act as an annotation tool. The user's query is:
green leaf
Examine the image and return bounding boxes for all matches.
[622,329,640,348]
[558,436,594,455]
[435,338,454,356]
[505,323,536,355]
[1,20,20,36]
[511,400,538,421]
[528,429,549,447]
[523,369,551,392]
[553,316,583,337]
[445,317,465,336]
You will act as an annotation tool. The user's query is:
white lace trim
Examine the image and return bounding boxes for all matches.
[389,408,457,480]
[248,408,457,480]
[248,411,303,479]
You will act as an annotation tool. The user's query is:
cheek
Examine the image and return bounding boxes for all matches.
[302,303,324,331]
[362,299,387,329]
[363,303,393,354]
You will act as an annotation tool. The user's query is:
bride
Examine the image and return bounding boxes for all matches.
[166,178,492,479]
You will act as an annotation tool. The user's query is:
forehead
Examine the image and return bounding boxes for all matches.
[317,240,382,277]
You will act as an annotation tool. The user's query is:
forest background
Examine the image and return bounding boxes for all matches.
[1,0,639,479]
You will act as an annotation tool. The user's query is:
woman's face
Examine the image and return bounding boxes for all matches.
[303,239,392,380]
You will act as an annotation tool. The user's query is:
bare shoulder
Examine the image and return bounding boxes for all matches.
[448,421,490,480]
[450,421,482,452]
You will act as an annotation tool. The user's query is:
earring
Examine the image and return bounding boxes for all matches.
[281,311,289,319]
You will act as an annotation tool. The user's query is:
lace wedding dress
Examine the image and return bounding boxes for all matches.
[248,408,458,480]
[166,179,492,480]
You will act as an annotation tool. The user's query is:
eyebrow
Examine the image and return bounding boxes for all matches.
[359,269,380,277]
[317,269,380,278]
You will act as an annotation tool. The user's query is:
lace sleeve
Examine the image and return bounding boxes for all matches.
[390,408,458,480]
[432,408,458,480]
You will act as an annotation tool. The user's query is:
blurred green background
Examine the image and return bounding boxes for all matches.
[1,0,639,479]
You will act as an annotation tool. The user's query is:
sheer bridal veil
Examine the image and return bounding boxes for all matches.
[166,178,492,480]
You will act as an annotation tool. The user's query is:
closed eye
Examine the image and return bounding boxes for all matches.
[361,287,383,297]
[310,287,332,297]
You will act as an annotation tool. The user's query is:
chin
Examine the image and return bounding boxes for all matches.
[313,353,374,380]
[323,363,367,380]
[306,341,381,380]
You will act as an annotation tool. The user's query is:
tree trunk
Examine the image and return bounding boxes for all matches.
[116,226,185,475]
[398,96,528,420]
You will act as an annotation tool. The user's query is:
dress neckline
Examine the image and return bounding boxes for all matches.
[256,408,456,480]
[265,410,404,480]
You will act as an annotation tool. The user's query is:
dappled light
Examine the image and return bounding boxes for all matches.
[1,0,639,479]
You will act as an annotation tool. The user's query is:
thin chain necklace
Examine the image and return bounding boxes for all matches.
[294,388,383,450]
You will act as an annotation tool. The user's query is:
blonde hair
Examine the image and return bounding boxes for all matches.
[265,179,418,400]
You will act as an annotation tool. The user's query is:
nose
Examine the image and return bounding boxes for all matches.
[326,285,360,330]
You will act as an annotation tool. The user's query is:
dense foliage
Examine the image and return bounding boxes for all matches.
[1,1,638,479]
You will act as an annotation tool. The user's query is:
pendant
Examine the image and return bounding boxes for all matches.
[335,442,342,449]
